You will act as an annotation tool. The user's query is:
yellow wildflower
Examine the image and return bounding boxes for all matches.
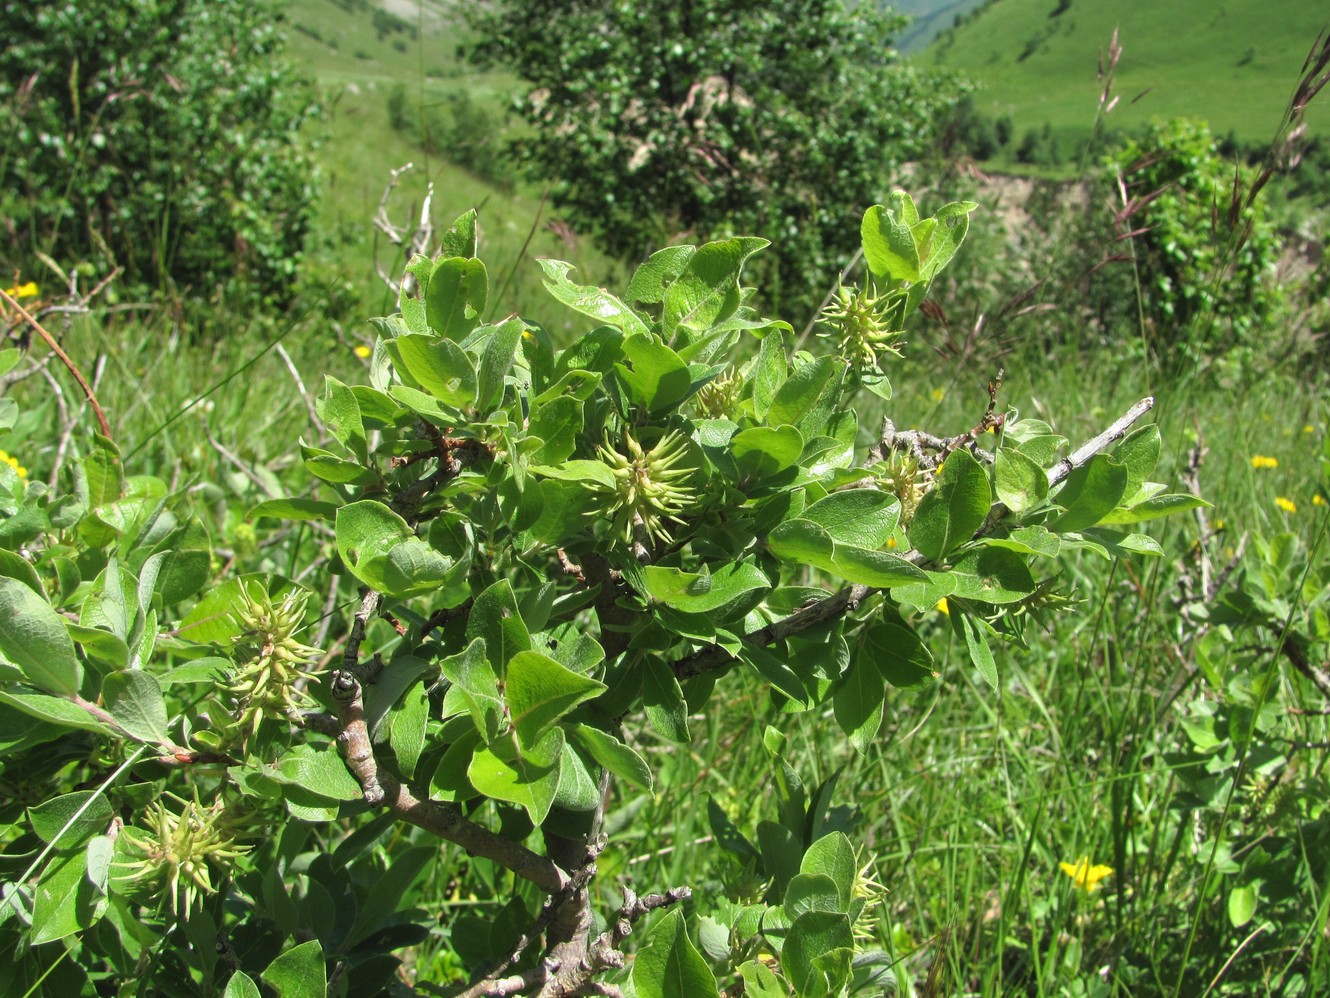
[1212,518,1225,530]
[1275,497,1297,514]
[1059,857,1113,892]
[0,449,27,479]
[1314,495,1327,507]
[1250,455,1278,470]
[935,598,949,615]
[886,536,897,550]
[1305,425,1316,434]
[930,387,946,402]
[353,344,372,360]
[2,281,38,299]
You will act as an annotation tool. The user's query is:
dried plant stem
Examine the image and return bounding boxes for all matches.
[0,286,112,439]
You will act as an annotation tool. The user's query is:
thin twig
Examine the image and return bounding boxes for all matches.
[0,286,112,439]
[273,342,320,430]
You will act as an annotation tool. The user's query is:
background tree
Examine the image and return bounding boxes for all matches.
[0,0,316,306]
[465,0,963,321]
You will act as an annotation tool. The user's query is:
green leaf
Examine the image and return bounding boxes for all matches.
[1098,494,1210,524]
[800,490,900,549]
[467,580,530,675]
[751,331,787,422]
[475,318,526,412]
[909,448,992,561]
[530,458,619,490]
[335,500,458,599]
[616,334,692,415]
[300,443,376,486]
[800,832,857,910]
[1115,424,1161,503]
[743,641,815,708]
[505,650,606,749]
[426,256,488,339]
[917,200,978,281]
[347,844,434,946]
[633,908,719,998]
[955,612,999,690]
[766,356,844,436]
[262,940,326,998]
[642,563,771,621]
[732,425,804,481]
[271,744,364,801]
[1050,455,1129,532]
[28,790,114,848]
[1228,883,1258,928]
[439,209,479,259]
[863,621,936,689]
[0,546,44,595]
[994,448,1048,514]
[390,333,478,409]
[947,547,1037,604]
[388,679,430,780]
[983,525,1061,558]
[529,396,583,465]
[662,236,769,335]
[248,498,339,522]
[317,376,367,463]
[0,576,82,695]
[783,911,854,997]
[30,849,106,944]
[84,433,124,507]
[539,259,649,337]
[862,201,920,284]
[102,671,170,746]
[468,728,564,824]
[642,659,690,743]
[0,691,115,735]
[707,795,760,861]
[223,971,262,998]
[738,961,789,998]
[768,519,926,588]
[570,724,652,791]
[439,639,504,740]
[553,739,602,811]
[833,655,884,753]
[785,873,841,919]
[627,245,695,304]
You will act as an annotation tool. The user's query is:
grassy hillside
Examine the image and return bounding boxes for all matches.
[893,0,992,53]
[926,0,1329,151]
[281,0,622,323]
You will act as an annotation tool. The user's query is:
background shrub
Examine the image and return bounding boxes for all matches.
[0,0,316,307]
[465,0,964,322]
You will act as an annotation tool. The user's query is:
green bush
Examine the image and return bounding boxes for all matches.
[464,0,964,321]
[0,0,316,306]
[1106,119,1281,365]
[0,197,1203,994]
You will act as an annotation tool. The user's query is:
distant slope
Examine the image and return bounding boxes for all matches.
[892,0,991,54]
[924,0,1329,147]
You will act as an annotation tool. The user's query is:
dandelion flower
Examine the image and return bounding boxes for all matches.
[1314,495,1326,507]
[2,281,38,298]
[353,344,372,360]
[1275,497,1297,514]
[1250,455,1278,470]
[0,449,27,479]
[1059,857,1113,892]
